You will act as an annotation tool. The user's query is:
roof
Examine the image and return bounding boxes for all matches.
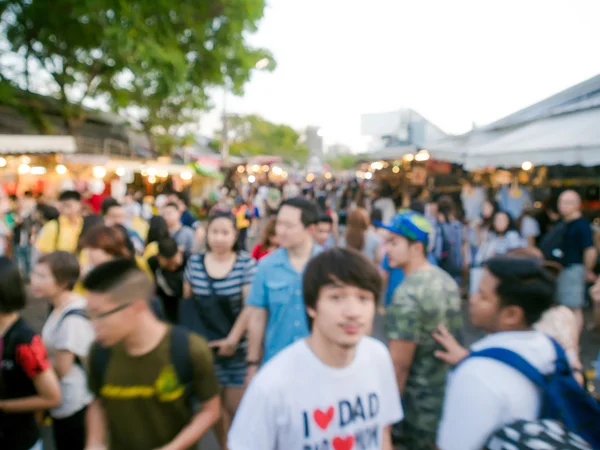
[0,135,77,154]
[479,74,600,131]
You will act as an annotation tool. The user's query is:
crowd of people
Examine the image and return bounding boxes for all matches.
[0,178,600,450]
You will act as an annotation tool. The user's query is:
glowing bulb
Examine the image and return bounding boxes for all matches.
[392,166,400,173]
[92,166,106,178]
[30,166,46,175]
[18,164,31,175]
[521,161,533,171]
[262,165,269,172]
[0,157,6,168]
[147,168,157,176]
[403,154,414,162]
[148,175,157,184]
[272,166,282,175]
[306,173,315,182]
[237,166,245,173]
[415,150,430,162]
[158,170,169,178]
[252,165,259,172]
[180,171,193,181]
[281,171,288,178]
[116,167,125,177]
[248,175,256,183]
[365,172,373,180]
[325,172,332,179]
[21,156,31,164]
[56,164,67,175]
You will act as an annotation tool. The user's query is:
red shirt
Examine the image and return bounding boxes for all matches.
[251,243,272,261]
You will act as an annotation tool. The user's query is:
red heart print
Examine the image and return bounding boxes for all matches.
[333,435,355,450]
[313,406,334,430]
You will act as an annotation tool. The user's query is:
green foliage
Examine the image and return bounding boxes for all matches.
[326,154,358,171]
[0,0,273,148]
[226,114,309,164]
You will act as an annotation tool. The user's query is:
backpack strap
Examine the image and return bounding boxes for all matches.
[547,337,572,375]
[56,309,90,367]
[90,344,112,393]
[170,326,194,387]
[468,347,546,387]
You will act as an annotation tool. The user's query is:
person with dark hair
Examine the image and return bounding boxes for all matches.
[144,214,170,259]
[168,191,197,229]
[436,256,561,450]
[148,238,188,324]
[101,198,144,254]
[83,259,221,450]
[181,211,256,446]
[470,210,525,296]
[380,211,462,449]
[244,197,322,384]
[162,202,196,254]
[228,248,402,449]
[0,257,62,450]
[30,251,95,450]
[313,214,335,249]
[250,215,278,261]
[35,190,83,255]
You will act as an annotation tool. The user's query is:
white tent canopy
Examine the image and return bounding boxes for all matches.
[462,107,600,170]
[0,135,77,154]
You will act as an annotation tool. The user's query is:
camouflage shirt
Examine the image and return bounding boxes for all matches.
[385,266,463,440]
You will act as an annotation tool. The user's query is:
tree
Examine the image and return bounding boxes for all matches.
[0,0,273,152]
[225,114,309,164]
[326,154,358,171]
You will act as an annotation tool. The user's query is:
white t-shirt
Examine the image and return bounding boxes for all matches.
[229,336,403,450]
[437,331,557,450]
[41,296,96,418]
[373,198,396,224]
[520,215,541,239]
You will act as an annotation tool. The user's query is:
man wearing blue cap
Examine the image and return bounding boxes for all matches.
[379,211,463,449]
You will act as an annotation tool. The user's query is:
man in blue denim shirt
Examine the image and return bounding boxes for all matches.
[245,197,322,384]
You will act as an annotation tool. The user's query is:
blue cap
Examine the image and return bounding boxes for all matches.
[375,211,432,244]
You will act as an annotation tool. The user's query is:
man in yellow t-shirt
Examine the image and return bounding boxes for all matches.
[36,190,83,255]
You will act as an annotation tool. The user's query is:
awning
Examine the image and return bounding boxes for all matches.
[0,135,77,154]
[463,107,600,170]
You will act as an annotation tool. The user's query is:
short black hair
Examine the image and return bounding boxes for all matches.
[164,202,180,211]
[303,248,382,330]
[316,215,333,225]
[171,191,189,207]
[0,257,26,312]
[38,251,80,291]
[280,197,319,228]
[101,198,121,216]
[409,199,426,215]
[158,238,179,259]
[82,258,153,302]
[58,190,81,202]
[484,255,556,326]
[370,208,383,225]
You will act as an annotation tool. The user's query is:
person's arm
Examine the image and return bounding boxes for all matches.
[584,247,597,273]
[54,350,75,379]
[158,335,222,450]
[85,399,107,449]
[245,306,267,384]
[382,426,394,450]
[157,396,221,450]
[385,286,420,394]
[388,340,416,394]
[0,369,61,412]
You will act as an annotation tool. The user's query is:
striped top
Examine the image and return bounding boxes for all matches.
[184,251,256,317]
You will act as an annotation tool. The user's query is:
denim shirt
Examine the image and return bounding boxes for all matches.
[246,245,323,363]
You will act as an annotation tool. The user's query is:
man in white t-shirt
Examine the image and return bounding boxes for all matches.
[229,248,403,449]
[437,255,558,450]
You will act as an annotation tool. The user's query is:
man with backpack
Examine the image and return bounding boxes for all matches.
[36,190,84,255]
[83,259,221,450]
[437,255,600,449]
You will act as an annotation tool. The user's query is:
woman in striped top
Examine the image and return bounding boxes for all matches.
[183,211,256,447]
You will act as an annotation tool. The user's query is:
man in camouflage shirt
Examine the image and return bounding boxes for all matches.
[378,211,463,449]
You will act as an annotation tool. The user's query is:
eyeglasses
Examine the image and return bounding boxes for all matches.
[88,302,132,321]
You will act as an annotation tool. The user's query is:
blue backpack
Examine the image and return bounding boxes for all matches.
[469,337,600,448]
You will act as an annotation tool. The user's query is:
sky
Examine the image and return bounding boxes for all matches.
[199,0,600,152]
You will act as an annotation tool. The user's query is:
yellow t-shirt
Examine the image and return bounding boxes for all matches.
[144,241,159,260]
[131,217,149,243]
[36,216,83,254]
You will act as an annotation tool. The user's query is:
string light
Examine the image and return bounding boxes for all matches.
[56,165,67,175]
